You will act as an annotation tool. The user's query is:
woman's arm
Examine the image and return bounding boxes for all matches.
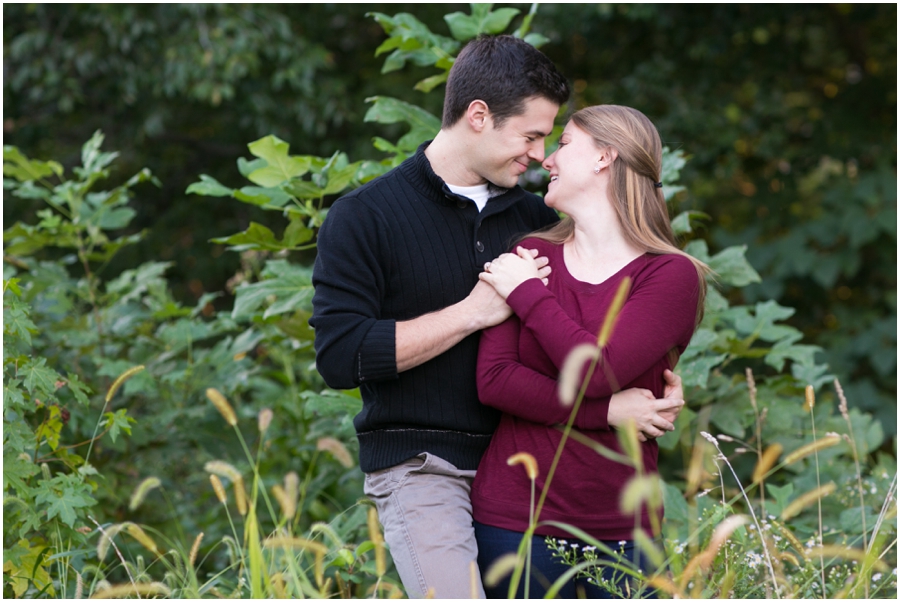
[497,255,700,399]
[477,317,685,437]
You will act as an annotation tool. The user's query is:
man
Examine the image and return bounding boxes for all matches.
[310,35,682,598]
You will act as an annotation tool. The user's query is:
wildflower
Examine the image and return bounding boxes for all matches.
[584,546,596,552]
[570,542,580,549]
[717,434,734,442]
[618,540,626,547]
[872,573,882,582]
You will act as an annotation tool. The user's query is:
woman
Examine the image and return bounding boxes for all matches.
[471,105,709,598]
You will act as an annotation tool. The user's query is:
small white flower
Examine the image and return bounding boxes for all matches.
[872,573,882,582]
[618,540,626,546]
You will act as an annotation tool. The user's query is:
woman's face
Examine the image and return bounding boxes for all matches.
[541,122,601,211]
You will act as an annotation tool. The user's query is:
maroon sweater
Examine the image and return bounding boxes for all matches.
[471,238,700,540]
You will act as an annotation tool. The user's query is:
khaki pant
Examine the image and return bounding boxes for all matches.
[364,453,484,599]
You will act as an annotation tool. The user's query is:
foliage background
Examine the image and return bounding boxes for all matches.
[2,3,896,599]
[5,3,894,434]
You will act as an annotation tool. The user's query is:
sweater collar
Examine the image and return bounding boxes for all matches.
[402,141,525,209]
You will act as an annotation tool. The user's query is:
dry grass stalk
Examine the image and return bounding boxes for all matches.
[189,532,204,567]
[680,514,750,584]
[128,476,161,511]
[206,388,237,426]
[264,537,328,585]
[784,435,842,465]
[96,522,128,562]
[507,452,539,480]
[125,523,159,555]
[74,572,83,600]
[258,407,273,433]
[597,276,631,347]
[781,482,837,520]
[89,582,171,599]
[806,545,890,572]
[557,343,599,407]
[834,378,869,553]
[209,475,228,504]
[105,365,145,403]
[233,476,248,516]
[752,443,783,484]
[367,506,386,577]
[483,553,519,588]
[316,436,354,468]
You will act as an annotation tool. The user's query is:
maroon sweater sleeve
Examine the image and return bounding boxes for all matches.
[505,255,699,398]
[476,310,612,430]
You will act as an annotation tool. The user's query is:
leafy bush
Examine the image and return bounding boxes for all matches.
[3,3,895,599]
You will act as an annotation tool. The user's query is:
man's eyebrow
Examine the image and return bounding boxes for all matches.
[525,129,550,138]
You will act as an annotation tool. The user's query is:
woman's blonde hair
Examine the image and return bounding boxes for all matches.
[530,104,710,323]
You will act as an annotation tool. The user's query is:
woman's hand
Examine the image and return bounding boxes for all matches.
[608,374,685,442]
[480,246,548,299]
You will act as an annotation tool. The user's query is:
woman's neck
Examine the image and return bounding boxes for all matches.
[564,197,644,284]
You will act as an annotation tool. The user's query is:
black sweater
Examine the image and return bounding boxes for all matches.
[310,143,559,472]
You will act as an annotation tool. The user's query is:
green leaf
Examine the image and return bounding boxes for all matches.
[708,245,761,287]
[186,174,234,197]
[35,478,95,528]
[300,389,363,418]
[212,222,310,253]
[21,357,59,397]
[414,72,449,93]
[4,305,37,346]
[3,146,63,182]
[671,210,708,235]
[104,408,136,443]
[237,157,268,178]
[765,482,794,517]
[232,259,314,320]
[234,186,292,207]
[678,353,727,388]
[246,136,311,187]
[523,32,549,48]
[364,96,441,152]
[3,450,40,496]
[286,179,325,200]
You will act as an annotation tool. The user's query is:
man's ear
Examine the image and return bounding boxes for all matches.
[466,100,491,132]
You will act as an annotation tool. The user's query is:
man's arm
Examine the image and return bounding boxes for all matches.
[396,249,550,373]
[396,280,510,372]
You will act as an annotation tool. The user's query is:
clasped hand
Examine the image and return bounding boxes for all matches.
[480,246,549,299]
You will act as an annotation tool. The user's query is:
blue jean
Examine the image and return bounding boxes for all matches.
[474,522,656,599]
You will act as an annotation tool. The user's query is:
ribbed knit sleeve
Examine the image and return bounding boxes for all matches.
[310,198,397,388]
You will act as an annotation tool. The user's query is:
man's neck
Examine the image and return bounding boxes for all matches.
[424,129,486,187]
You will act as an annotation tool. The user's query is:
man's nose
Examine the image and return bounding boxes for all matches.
[528,142,545,163]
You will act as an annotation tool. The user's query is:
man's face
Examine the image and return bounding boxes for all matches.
[473,96,559,189]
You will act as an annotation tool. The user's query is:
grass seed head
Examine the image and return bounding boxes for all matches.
[507,452,539,480]
[89,582,171,599]
[105,365,145,403]
[316,437,354,468]
[752,443,783,484]
[189,532,204,567]
[128,476,161,511]
[557,343,600,406]
[209,475,228,504]
[258,407,273,433]
[205,388,237,426]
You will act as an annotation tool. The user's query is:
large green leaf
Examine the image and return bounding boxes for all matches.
[707,245,761,287]
[186,174,234,197]
[444,6,521,41]
[246,136,311,187]
[364,96,441,152]
[232,259,314,320]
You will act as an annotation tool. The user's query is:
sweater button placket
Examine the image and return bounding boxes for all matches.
[475,241,484,253]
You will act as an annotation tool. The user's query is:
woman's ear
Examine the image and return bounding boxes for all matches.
[596,146,618,170]
[466,100,490,132]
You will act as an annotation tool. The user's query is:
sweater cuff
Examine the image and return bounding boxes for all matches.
[576,398,611,430]
[506,278,553,320]
[357,319,398,383]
